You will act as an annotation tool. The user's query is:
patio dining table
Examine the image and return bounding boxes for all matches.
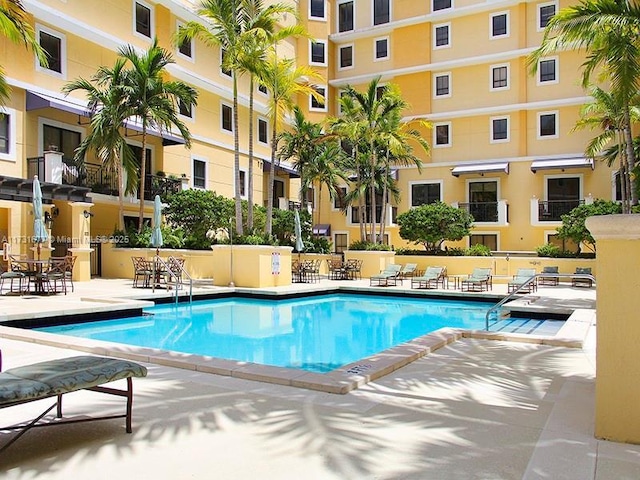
[12,259,51,295]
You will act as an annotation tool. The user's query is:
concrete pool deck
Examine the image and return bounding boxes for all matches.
[3,279,638,478]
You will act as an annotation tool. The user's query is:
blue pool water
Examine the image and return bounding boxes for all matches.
[37,294,562,373]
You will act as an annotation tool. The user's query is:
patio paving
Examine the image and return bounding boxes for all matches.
[1,278,639,479]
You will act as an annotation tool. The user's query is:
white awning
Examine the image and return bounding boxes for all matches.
[530,158,594,172]
[451,162,509,177]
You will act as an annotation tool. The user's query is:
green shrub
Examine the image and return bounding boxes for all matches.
[465,244,492,256]
[536,243,561,258]
[305,236,332,254]
[349,240,392,251]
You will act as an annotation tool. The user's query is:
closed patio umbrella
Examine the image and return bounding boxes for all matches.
[294,209,304,260]
[150,195,163,256]
[32,176,48,260]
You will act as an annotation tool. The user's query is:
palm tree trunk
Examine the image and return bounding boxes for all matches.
[623,107,638,206]
[379,149,390,240]
[247,76,255,231]
[369,145,377,244]
[117,153,125,231]
[266,121,277,236]
[137,126,148,233]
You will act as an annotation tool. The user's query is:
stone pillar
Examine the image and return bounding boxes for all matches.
[67,201,94,282]
[586,214,640,443]
[44,150,63,184]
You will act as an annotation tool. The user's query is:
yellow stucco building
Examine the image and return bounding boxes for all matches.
[0,0,616,274]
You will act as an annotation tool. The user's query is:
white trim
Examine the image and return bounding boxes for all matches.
[309,39,327,67]
[308,0,327,21]
[133,0,154,41]
[338,43,354,70]
[433,22,451,50]
[490,11,510,39]
[490,115,510,144]
[257,116,269,145]
[537,1,557,31]
[178,99,195,123]
[175,20,194,63]
[537,110,559,139]
[489,63,510,91]
[432,0,453,13]
[433,72,451,98]
[373,36,389,61]
[537,56,559,85]
[408,180,444,207]
[433,122,451,148]
[337,0,355,33]
[191,156,207,190]
[0,107,17,162]
[309,86,327,112]
[220,102,234,134]
[35,24,66,79]
[37,117,85,156]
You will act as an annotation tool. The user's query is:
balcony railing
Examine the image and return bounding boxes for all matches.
[459,202,498,223]
[350,205,398,224]
[538,200,583,222]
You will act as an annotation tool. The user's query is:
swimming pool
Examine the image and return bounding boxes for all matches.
[38,294,563,373]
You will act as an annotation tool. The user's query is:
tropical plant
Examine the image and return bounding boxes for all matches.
[62,59,139,230]
[556,199,622,253]
[348,240,392,251]
[397,202,474,253]
[118,38,197,232]
[535,243,562,258]
[529,0,640,205]
[0,0,47,104]
[465,244,492,256]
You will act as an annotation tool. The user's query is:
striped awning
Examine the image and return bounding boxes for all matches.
[451,162,509,177]
[530,158,594,172]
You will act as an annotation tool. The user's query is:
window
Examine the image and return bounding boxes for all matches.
[434,73,450,97]
[338,1,354,32]
[433,0,451,11]
[258,117,268,144]
[376,84,386,99]
[258,83,268,95]
[614,171,623,201]
[373,0,390,25]
[334,233,348,254]
[220,49,232,77]
[434,24,450,48]
[192,159,206,189]
[310,86,326,111]
[37,26,64,75]
[538,2,556,29]
[468,181,498,222]
[178,100,193,119]
[135,1,152,38]
[491,117,509,142]
[339,45,353,68]
[177,22,193,59]
[539,58,557,83]
[538,112,557,138]
[305,187,315,209]
[547,233,577,251]
[491,65,508,90]
[470,234,497,251]
[43,124,81,163]
[310,40,326,65]
[221,103,233,132]
[310,0,325,19]
[374,37,388,60]
[334,186,348,209]
[491,13,508,38]
[239,170,246,197]
[410,182,441,206]
[0,114,9,154]
[544,176,581,220]
[434,123,450,147]
[273,179,285,203]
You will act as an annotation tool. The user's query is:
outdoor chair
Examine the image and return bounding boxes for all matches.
[344,259,363,280]
[539,266,559,286]
[508,268,537,294]
[164,256,186,289]
[326,258,345,280]
[460,268,493,292]
[572,267,593,288]
[0,262,26,295]
[132,256,153,288]
[63,255,77,292]
[40,257,68,294]
[398,263,418,283]
[370,264,402,287]
[411,266,445,290]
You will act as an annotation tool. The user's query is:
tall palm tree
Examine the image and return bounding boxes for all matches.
[528,0,640,205]
[118,39,197,232]
[0,0,46,104]
[62,59,139,230]
[259,52,323,236]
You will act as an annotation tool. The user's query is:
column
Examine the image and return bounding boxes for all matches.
[67,201,94,281]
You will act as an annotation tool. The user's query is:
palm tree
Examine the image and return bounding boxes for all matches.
[118,39,197,232]
[62,59,139,230]
[528,0,640,205]
[259,52,323,236]
[0,0,47,104]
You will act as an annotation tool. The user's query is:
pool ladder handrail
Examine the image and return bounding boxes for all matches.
[484,272,596,331]
[152,255,193,304]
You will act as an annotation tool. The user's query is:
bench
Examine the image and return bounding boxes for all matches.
[0,353,147,453]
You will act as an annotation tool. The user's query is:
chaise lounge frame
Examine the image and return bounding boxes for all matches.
[0,353,147,453]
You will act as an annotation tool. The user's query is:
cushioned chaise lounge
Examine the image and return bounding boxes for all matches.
[460,268,493,292]
[508,268,537,293]
[370,264,402,287]
[0,353,147,453]
[411,266,445,289]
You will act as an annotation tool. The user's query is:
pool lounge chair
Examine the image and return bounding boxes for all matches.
[572,267,593,288]
[370,264,402,287]
[398,263,418,282]
[508,268,537,293]
[460,268,493,292]
[539,266,559,286]
[411,266,445,289]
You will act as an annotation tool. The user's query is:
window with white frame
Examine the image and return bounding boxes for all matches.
[310,40,326,65]
[490,12,508,38]
[538,2,556,29]
[178,99,193,119]
[538,111,558,138]
[339,44,353,69]
[333,186,348,209]
[192,158,206,189]
[433,0,451,12]
[434,73,451,97]
[373,0,390,25]
[434,24,450,48]
[538,57,557,83]
[470,234,497,251]
[258,83,268,96]
[309,0,325,19]
[376,84,386,99]
[410,182,442,206]
[221,103,233,132]
[37,25,65,76]
[176,22,193,59]
[0,109,15,160]
[258,117,268,144]
[490,116,509,143]
[310,86,326,111]
[239,170,247,197]
[220,48,232,77]
[338,1,354,32]
[434,123,451,147]
[374,37,388,60]
[134,1,153,38]
[490,64,509,90]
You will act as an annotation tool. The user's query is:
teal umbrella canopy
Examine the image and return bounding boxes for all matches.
[150,195,163,251]
[32,176,48,257]
[294,209,304,253]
